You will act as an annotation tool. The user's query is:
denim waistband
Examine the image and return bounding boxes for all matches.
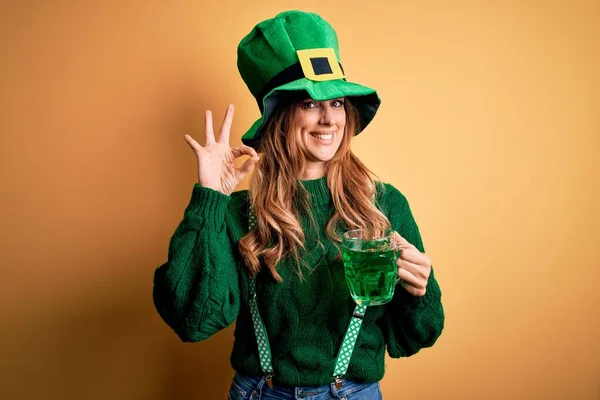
[232,372,381,399]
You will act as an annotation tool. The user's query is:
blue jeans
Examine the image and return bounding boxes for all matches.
[228,373,383,400]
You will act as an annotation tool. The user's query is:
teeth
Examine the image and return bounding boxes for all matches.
[312,133,333,140]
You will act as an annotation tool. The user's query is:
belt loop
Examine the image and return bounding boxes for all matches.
[250,376,266,400]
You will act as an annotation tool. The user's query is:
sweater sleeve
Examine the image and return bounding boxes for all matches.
[152,184,242,342]
[378,183,445,358]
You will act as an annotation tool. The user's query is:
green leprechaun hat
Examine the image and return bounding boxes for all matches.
[237,10,381,148]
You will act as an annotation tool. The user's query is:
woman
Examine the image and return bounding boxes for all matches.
[153,10,444,400]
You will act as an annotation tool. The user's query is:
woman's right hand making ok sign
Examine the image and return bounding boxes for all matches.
[184,105,260,196]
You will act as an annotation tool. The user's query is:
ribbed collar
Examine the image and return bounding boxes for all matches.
[298,176,332,206]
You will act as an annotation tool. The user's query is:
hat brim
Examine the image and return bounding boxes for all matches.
[241,78,381,148]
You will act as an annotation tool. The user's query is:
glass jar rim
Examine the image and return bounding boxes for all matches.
[342,228,395,241]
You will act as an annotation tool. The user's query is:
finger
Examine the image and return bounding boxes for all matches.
[397,267,420,287]
[218,104,234,144]
[398,246,428,264]
[184,134,203,153]
[204,110,215,145]
[236,156,260,178]
[397,259,430,280]
[393,231,415,248]
[231,145,258,159]
[399,281,427,296]
[397,268,427,296]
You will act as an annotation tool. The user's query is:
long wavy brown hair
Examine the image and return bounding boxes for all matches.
[238,97,391,282]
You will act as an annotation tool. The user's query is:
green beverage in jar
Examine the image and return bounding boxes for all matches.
[341,229,399,306]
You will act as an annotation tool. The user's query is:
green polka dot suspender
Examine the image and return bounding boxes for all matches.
[247,274,275,387]
[332,303,367,381]
[247,202,367,389]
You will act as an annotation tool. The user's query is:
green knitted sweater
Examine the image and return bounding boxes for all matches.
[153,177,444,387]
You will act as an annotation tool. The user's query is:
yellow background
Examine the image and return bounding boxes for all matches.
[1,1,599,399]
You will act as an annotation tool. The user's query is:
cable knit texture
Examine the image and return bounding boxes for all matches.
[153,177,444,387]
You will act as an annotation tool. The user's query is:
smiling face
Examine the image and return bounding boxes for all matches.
[292,97,347,179]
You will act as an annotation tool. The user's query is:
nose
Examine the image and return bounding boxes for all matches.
[319,104,335,126]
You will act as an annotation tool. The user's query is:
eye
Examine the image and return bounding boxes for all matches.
[331,99,345,107]
[302,100,318,109]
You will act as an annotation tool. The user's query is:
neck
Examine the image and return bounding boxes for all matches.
[302,162,326,180]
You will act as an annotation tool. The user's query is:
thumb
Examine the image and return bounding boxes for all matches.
[393,231,413,248]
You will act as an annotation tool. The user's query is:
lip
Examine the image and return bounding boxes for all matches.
[309,131,335,145]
